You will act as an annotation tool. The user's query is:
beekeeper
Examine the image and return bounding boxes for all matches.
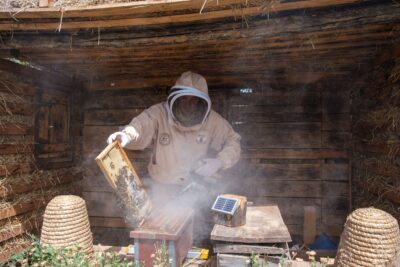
[107,71,241,193]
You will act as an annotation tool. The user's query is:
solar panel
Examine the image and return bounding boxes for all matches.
[211,195,239,215]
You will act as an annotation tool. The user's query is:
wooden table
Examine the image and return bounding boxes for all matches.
[210,205,292,266]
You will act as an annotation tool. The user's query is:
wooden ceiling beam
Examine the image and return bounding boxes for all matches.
[1,5,398,50]
[17,42,376,60]
[0,2,396,85]
[23,38,388,71]
[17,24,393,59]
[14,41,382,64]
[22,46,375,79]
[27,55,364,66]
[0,0,369,31]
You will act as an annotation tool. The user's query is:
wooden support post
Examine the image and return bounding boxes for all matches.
[303,206,317,245]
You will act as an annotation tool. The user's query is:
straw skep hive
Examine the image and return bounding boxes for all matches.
[335,207,400,267]
[40,195,94,255]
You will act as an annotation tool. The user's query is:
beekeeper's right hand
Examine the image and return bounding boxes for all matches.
[107,131,130,147]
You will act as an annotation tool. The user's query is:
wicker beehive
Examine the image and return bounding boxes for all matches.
[335,207,400,267]
[40,195,94,255]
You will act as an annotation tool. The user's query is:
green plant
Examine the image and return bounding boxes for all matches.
[95,250,139,267]
[307,250,317,267]
[279,254,286,267]
[6,234,143,267]
[250,252,260,267]
[152,240,170,267]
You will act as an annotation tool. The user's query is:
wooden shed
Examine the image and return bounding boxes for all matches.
[0,0,399,263]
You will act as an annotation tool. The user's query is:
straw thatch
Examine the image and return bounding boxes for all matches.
[0,0,143,9]
[0,234,31,263]
[335,207,400,267]
[40,195,93,255]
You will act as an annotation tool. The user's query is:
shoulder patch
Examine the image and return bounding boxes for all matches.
[196,131,208,144]
[159,133,171,145]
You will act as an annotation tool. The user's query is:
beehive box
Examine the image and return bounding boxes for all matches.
[130,206,194,267]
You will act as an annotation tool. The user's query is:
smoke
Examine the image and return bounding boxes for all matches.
[86,140,224,248]
[142,163,233,248]
[81,150,104,186]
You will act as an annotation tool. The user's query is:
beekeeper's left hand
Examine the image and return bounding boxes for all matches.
[194,158,223,178]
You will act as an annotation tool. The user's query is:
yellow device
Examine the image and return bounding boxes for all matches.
[186,248,209,260]
[199,249,209,260]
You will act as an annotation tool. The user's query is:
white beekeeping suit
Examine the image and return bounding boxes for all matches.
[108,71,241,185]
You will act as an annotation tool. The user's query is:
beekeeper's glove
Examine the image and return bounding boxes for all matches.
[107,131,130,147]
[194,158,223,178]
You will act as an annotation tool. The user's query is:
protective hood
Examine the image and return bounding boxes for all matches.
[167,71,211,128]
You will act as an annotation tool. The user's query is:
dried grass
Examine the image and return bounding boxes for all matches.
[355,106,400,135]
[0,135,34,145]
[0,173,78,261]
[260,0,279,19]
[0,72,81,263]
[0,0,145,9]
[0,76,32,97]
[0,115,33,126]
[353,142,400,165]
[0,91,31,119]
[0,0,38,10]
[0,234,31,259]
[0,154,34,165]
[369,107,400,131]
[360,172,398,198]
[353,188,400,222]
[54,0,137,7]
[0,209,43,229]
[352,152,400,224]
[353,154,400,177]
[0,92,29,105]
[0,82,34,148]
[0,184,75,210]
[353,58,400,106]
[0,167,80,189]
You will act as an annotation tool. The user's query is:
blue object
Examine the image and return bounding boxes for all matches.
[308,234,338,250]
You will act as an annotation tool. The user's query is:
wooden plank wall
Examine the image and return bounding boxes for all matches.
[0,59,84,263]
[82,79,350,245]
[226,83,350,238]
[351,46,400,221]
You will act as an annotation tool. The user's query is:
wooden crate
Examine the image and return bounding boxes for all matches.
[130,206,194,267]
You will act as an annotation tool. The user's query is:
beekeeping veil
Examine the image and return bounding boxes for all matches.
[167,71,211,128]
